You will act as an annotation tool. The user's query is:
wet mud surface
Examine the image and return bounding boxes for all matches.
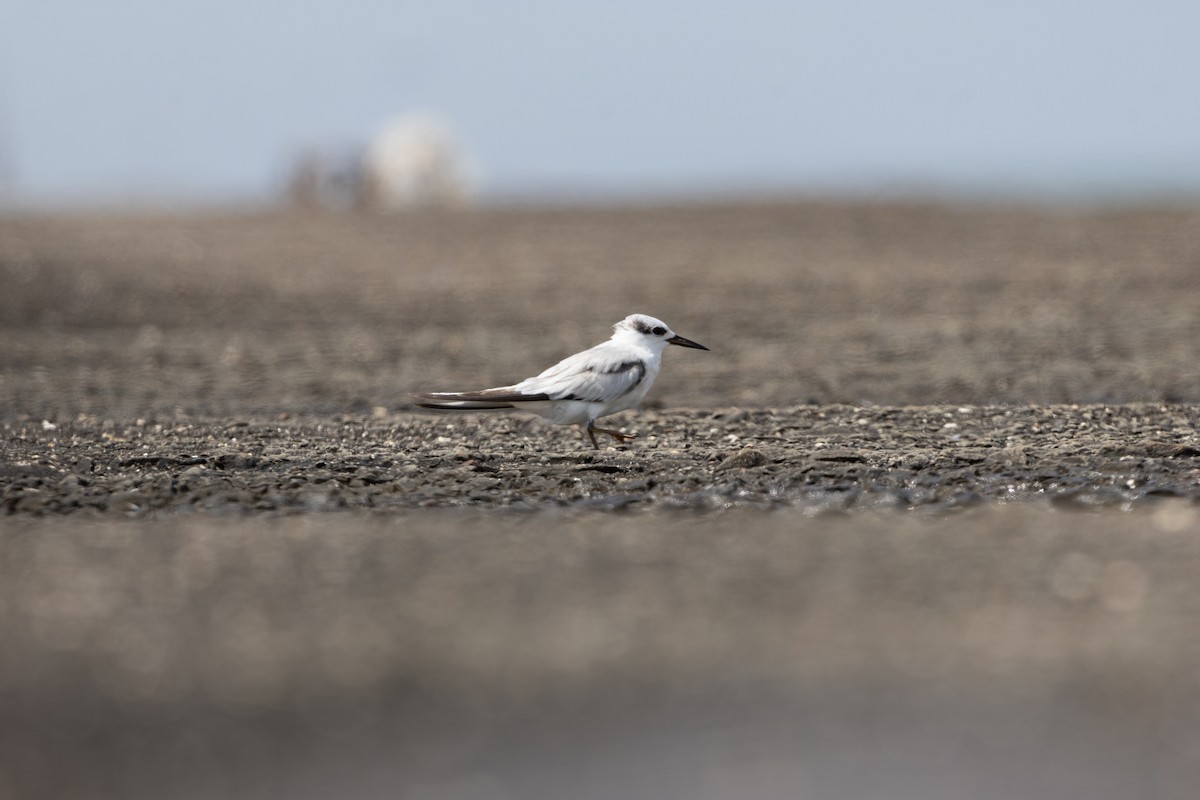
[3,201,1200,798]
[3,404,1199,516]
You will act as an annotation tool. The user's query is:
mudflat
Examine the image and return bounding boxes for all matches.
[2,200,1199,798]
[3,200,1198,512]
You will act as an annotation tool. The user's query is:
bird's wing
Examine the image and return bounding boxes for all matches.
[513,343,648,404]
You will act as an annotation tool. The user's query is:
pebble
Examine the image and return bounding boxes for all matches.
[715,447,768,471]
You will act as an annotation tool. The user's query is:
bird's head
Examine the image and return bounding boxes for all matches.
[613,314,709,352]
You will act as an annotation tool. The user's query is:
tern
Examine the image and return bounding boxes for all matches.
[412,314,709,448]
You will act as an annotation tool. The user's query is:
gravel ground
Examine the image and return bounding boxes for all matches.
[3,404,1199,516]
[2,201,1200,798]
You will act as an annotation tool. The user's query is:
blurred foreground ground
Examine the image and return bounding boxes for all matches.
[4,506,1200,800]
[2,200,1200,798]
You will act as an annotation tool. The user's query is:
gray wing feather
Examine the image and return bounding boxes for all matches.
[414,341,647,409]
[511,343,647,404]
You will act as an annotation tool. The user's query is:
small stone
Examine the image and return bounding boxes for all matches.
[106,489,146,511]
[715,447,768,471]
[14,494,48,513]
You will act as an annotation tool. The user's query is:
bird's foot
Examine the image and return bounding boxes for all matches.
[590,425,637,446]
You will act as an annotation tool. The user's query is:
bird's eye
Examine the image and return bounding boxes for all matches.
[652,326,667,336]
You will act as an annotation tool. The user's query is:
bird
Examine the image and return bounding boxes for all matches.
[412,314,709,448]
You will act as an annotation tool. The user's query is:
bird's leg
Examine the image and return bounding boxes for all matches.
[586,420,637,447]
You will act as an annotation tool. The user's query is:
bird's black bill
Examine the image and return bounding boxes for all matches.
[667,334,709,350]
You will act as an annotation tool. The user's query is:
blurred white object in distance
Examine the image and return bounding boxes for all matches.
[360,113,476,211]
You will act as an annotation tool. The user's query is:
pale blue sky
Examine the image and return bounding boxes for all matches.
[3,0,1199,204]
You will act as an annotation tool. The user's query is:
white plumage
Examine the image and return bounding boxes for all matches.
[413,314,708,448]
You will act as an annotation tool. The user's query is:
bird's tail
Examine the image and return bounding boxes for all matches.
[413,396,514,410]
[411,389,551,410]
